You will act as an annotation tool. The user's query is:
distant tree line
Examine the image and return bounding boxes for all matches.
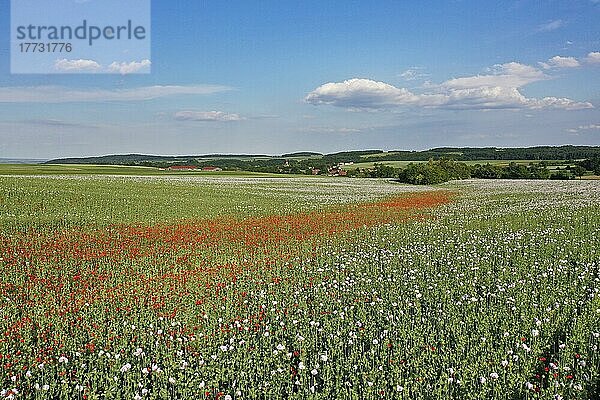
[346,159,598,184]
[577,157,600,175]
[45,147,600,184]
[122,157,600,184]
[47,146,600,166]
[368,146,600,162]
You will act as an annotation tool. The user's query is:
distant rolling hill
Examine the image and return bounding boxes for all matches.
[0,158,48,164]
[45,145,600,167]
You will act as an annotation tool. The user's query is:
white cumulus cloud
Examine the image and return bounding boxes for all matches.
[54,59,101,72]
[174,111,244,122]
[54,59,152,74]
[304,78,445,109]
[443,62,547,89]
[585,52,600,64]
[108,60,151,75]
[305,62,593,111]
[539,56,580,69]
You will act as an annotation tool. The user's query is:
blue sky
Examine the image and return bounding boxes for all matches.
[0,0,599,158]
[10,0,150,73]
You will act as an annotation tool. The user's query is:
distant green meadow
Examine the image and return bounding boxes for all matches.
[0,172,599,399]
[0,164,291,177]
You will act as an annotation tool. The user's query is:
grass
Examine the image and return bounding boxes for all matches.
[0,164,300,177]
[1,172,599,399]
[0,174,419,230]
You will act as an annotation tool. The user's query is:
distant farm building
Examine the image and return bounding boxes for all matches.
[328,167,347,176]
[167,165,198,171]
[202,166,223,172]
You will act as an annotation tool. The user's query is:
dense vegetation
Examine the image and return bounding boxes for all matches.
[577,157,600,175]
[348,159,596,184]
[1,176,599,399]
[47,146,600,167]
[43,147,600,184]
[368,146,600,162]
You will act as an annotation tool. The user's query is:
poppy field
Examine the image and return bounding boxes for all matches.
[0,175,599,399]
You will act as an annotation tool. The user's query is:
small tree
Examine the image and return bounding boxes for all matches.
[572,165,586,179]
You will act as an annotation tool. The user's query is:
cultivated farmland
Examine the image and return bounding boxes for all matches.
[0,175,598,399]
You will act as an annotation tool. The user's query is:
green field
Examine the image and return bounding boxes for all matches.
[0,164,296,177]
[1,172,599,399]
